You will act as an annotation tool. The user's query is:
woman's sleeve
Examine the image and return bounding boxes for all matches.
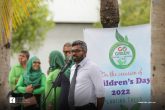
[46,71,56,104]
[33,74,46,94]
[16,76,26,93]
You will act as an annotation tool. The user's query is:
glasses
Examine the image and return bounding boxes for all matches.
[63,50,71,54]
[71,49,83,53]
[33,61,41,64]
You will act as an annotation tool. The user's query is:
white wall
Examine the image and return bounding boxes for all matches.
[47,0,100,23]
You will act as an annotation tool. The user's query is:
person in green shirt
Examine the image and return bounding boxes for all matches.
[16,56,46,110]
[45,50,65,110]
[8,50,30,90]
[8,50,29,110]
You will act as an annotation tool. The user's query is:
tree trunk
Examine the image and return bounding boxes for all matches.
[151,0,165,110]
[100,0,119,28]
[0,0,11,109]
[0,45,10,110]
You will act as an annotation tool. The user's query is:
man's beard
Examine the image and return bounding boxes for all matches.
[73,56,84,63]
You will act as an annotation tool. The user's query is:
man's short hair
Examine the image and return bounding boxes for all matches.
[72,40,87,52]
[20,50,30,60]
[63,42,72,47]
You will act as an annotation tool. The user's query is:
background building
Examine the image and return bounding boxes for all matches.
[11,0,100,73]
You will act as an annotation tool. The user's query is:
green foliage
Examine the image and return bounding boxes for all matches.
[92,22,102,28]
[120,0,151,26]
[94,0,151,28]
[12,2,54,53]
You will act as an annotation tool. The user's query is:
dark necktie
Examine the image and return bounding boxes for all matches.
[68,65,80,107]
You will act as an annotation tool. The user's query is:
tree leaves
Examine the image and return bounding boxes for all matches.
[12,2,54,54]
[120,0,151,26]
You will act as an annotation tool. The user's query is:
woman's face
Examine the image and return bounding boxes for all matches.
[32,60,41,71]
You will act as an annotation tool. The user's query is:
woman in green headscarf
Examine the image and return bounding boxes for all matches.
[46,50,65,110]
[16,56,46,110]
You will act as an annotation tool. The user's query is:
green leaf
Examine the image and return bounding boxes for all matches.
[125,36,128,42]
[120,104,129,110]
[131,103,141,110]
[118,59,123,65]
[116,30,125,42]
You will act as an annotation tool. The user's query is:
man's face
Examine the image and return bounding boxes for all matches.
[18,53,28,64]
[63,46,72,60]
[72,45,86,63]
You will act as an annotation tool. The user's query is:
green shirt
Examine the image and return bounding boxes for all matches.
[8,64,25,90]
[46,69,61,109]
[16,74,46,94]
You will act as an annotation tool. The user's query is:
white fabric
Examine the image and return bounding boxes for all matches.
[70,57,105,106]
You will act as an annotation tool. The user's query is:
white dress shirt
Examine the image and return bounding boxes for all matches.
[70,57,105,106]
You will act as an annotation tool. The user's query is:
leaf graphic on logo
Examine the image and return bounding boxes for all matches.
[123,59,126,64]
[125,35,128,42]
[116,30,125,42]
[131,103,141,110]
[118,59,124,65]
[120,104,128,110]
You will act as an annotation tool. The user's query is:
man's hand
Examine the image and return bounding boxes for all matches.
[15,79,18,83]
[97,97,105,110]
[26,84,34,93]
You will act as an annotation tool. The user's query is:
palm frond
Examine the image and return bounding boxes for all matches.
[0,0,40,44]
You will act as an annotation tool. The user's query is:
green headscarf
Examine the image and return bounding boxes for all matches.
[49,50,65,72]
[23,56,43,87]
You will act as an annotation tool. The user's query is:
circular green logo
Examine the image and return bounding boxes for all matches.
[109,30,136,69]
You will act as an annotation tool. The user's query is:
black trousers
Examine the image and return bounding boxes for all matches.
[74,103,96,110]
[58,74,70,110]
